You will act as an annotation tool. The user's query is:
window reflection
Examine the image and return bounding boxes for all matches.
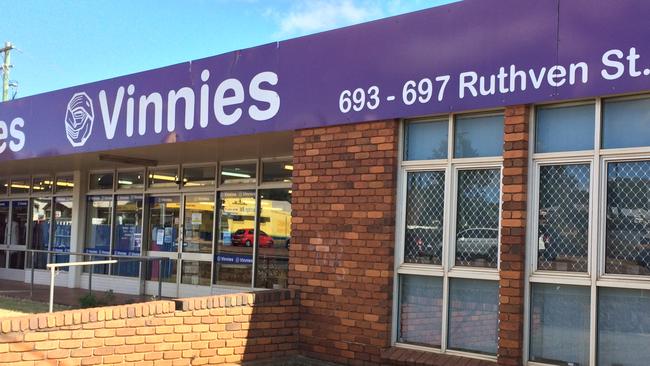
[214,191,256,287]
[183,195,214,254]
[255,189,291,289]
[111,195,143,277]
[31,198,51,269]
[52,197,73,268]
[84,196,112,274]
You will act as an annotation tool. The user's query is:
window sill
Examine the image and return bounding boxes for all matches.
[381,346,497,366]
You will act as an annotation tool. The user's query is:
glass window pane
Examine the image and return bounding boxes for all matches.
[447,279,498,355]
[598,287,650,366]
[180,261,211,286]
[111,195,143,277]
[535,104,595,153]
[30,198,51,269]
[0,250,5,268]
[146,258,177,283]
[0,201,8,245]
[84,196,112,274]
[255,189,291,289]
[183,195,214,254]
[10,200,28,246]
[148,168,179,189]
[55,175,74,193]
[398,275,443,347]
[182,166,215,188]
[220,163,257,185]
[603,97,650,149]
[146,196,180,253]
[214,191,256,287]
[0,179,7,195]
[10,178,30,195]
[404,171,445,265]
[117,171,144,190]
[455,169,500,268]
[606,161,650,275]
[538,164,590,272]
[405,120,448,160]
[52,197,73,267]
[454,114,503,158]
[262,161,293,183]
[8,250,25,269]
[89,172,114,190]
[32,176,53,194]
[530,284,590,365]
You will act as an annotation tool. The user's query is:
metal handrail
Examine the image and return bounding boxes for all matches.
[17,249,169,307]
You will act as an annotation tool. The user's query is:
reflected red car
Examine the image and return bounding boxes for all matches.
[231,229,274,248]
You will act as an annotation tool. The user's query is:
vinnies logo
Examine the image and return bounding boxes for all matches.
[65,92,95,147]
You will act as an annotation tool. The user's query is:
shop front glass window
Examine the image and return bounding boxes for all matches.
[10,179,30,195]
[455,169,501,268]
[598,288,650,366]
[112,195,143,277]
[182,166,215,188]
[405,119,448,160]
[30,198,51,269]
[180,261,211,286]
[605,160,650,275]
[454,114,503,158]
[214,191,256,286]
[117,171,144,190]
[537,164,590,272]
[529,284,590,365]
[182,195,214,254]
[84,196,112,274]
[0,201,8,245]
[52,197,73,267]
[535,104,595,153]
[255,189,291,289]
[89,172,114,190]
[220,163,257,185]
[0,179,7,195]
[404,171,445,265]
[32,176,53,194]
[146,259,177,283]
[55,175,74,193]
[148,168,179,189]
[447,279,498,355]
[261,161,293,183]
[398,275,443,347]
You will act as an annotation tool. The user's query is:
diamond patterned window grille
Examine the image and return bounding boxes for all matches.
[605,161,650,275]
[404,171,445,265]
[537,164,590,272]
[455,169,500,268]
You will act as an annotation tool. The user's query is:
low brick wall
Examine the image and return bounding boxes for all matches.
[0,290,299,365]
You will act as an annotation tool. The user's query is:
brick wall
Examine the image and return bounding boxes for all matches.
[0,290,298,366]
[290,120,399,365]
[498,105,530,366]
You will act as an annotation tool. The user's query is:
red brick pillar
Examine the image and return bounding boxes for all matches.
[289,120,399,365]
[498,105,530,366]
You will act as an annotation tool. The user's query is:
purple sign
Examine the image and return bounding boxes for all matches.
[0,0,649,161]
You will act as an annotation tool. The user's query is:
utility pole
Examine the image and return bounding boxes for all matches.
[1,41,14,102]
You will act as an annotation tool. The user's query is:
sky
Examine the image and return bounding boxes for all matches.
[1,0,457,99]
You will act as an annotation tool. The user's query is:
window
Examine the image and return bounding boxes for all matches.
[397,113,503,358]
[111,195,143,277]
[0,179,7,195]
[528,96,650,366]
[220,162,257,185]
[255,189,291,289]
[84,196,112,274]
[10,178,30,195]
[261,160,293,183]
[32,176,53,194]
[182,166,215,188]
[89,172,114,190]
[117,170,144,190]
[55,175,74,193]
[148,167,179,189]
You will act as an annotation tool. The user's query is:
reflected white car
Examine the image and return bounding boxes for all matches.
[456,228,499,261]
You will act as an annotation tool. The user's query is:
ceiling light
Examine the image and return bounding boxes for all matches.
[284,165,293,171]
[222,172,251,178]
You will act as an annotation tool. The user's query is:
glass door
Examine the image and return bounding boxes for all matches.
[0,201,9,268]
[178,194,215,296]
[145,195,180,296]
[214,191,257,287]
[8,200,28,270]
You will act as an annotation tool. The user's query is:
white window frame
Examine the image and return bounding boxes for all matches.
[525,95,650,366]
[394,111,503,362]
